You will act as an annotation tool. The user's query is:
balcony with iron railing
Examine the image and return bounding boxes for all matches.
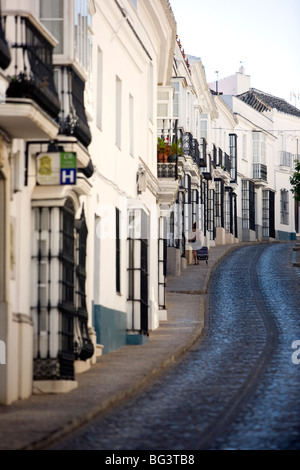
[201,153,213,180]
[157,120,182,178]
[280,151,294,168]
[182,133,207,168]
[217,147,223,167]
[0,15,10,70]
[157,162,177,179]
[253,163,268,182]
[212,144,217,169]
[55,65,92,148]
[4,14,60,119]
[223,152,231,175]
[212,147,232,182]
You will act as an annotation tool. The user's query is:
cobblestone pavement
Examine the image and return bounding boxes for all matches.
[51,243,300,450]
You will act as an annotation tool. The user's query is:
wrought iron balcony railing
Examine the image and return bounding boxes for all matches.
[56,66,92,148]
[212,144,217,168]
[253,163,268,181]
[201,153,212,180]
[4,14,60,119]
[0,15,11,70]
[199,137,207,168]
[224,152,231,174]
[280,151,293,168]
[182,133,207,168]
[157,162,177,178]
[157,120,182,170]
[216,147,223,167]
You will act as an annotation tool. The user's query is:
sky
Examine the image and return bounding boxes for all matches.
[169,0,300,108]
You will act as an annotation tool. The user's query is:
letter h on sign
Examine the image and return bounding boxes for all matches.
[60,169,77,185]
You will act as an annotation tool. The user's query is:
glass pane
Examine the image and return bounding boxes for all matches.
[38,285,47,307]
[40,0,63,18]
[34,208,40,231]
[41,21,63,54]
[41,208,50,230]
[39,239,48,257]
[40,309,48,332]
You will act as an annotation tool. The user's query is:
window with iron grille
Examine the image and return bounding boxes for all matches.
[0,11,11,69]
[32,202,75,380]
[32,199,93,380]
[242,180,255,231]
[70,68,92,146]
[233,193,238,239]
[229,134,237,182]
[202,180,207,236]
[224,189,232,234]
[217,147,223,167]
[214,179,224,228]
[207,189,215,240]
[262,190,275,238]
[174,192,184,252]
[184,174,192,244]
[127,209,149,335]
[158,216,167,310]
[116,208,121,294]
[280,189,289,225]
[192,189,199,226]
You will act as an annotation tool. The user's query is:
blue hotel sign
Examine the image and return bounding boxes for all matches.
[37,152,77,186]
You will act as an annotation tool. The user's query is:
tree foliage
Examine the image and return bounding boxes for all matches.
[290,160,300,202]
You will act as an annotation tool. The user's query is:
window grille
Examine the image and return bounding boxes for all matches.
[280,189,289,225]
[224,189,232,234]
[207,189,215,240]
[262,190,275,238]
[229,134,237,182]
[214,179,224,228]
[192,189,199,226]
[242,180,255,231]
[116,208,121,293]
[32,200,93,380]
[158,217,167,310]
[127,209,149,335]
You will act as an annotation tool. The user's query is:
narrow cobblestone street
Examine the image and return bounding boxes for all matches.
[51,243,300,450]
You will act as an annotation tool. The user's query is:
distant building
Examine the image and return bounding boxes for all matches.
[221,88,300,241]
[209,66,251,96]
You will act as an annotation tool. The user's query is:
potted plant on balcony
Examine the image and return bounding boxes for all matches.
[157,137,170,163]
[6,72,31,98]
[168,139,182,162]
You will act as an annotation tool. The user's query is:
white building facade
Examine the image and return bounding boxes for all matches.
[1,1,299,407]
[0,0,178,405]
[89,0,176,351]
[222,86,300,242]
